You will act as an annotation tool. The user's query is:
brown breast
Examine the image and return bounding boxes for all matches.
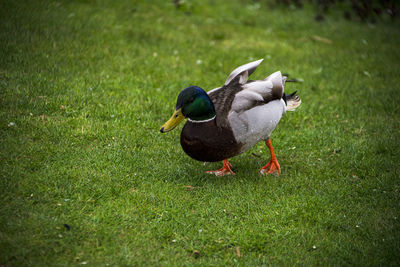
[180,119,243,162]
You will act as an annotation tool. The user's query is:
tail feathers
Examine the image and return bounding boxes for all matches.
[284,91,301,111]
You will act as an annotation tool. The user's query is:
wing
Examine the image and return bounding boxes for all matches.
[208,59,265,128]
[230,71,285,114]
[224,59,264,86]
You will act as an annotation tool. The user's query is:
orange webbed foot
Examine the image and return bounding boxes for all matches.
[260,139,281,175]
[205,159,235,176]
[260,158,281,175]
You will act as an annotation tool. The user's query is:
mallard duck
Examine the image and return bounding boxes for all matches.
[160,59,301,176]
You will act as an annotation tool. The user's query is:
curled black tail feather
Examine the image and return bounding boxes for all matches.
[283,91,301,111]
[283,91,297,105]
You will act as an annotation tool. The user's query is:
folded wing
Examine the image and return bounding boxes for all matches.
[231,71,285,113]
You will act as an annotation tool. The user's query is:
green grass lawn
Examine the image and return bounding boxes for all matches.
[1,0,400,265]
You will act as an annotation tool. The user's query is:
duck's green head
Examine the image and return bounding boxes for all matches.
[160,86,216,133]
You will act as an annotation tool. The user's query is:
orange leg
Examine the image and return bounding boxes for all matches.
[260,139,281,175]
[205,159,235,176]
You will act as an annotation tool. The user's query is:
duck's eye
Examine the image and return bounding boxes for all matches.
[189,97,195,103]
[174,114,178,118]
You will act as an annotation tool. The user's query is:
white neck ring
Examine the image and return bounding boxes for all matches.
[188,115,216,123]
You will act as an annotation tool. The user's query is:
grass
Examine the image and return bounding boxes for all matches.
[1,0,400,265]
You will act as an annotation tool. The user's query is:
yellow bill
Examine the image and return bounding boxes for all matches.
[160,108,185,133]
